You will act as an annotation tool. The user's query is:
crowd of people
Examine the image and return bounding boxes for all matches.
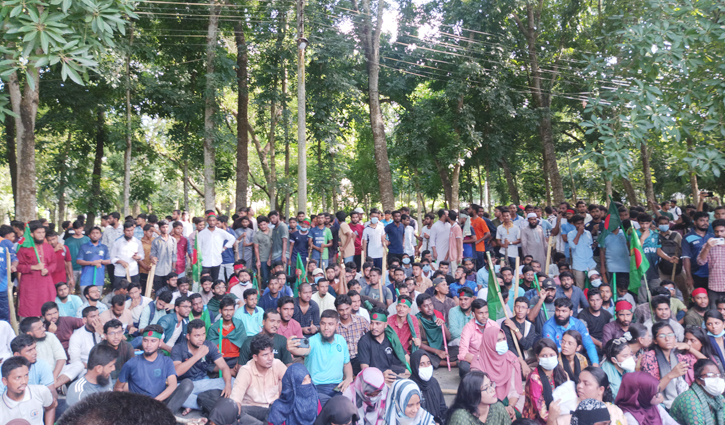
[2,194,725,425]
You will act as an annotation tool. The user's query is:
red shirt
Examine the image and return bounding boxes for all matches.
[349,223,365,255]
[175,236,188,275]
[52,245,71,284]
[222,325,240,358]
[277,318,303,339]
[387,314,419,353]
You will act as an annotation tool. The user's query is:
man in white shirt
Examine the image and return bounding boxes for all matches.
[0,357,56,425]
[429,209,451,264]
[69,306,103,369]
[20,316,83,390]
[496,210,521,267]
[361,209,385,269]
[310,279,336,317]
[101,212,124,283]
[110,221,144,289]
[197,212,237,281]
[181,211,194,237]
[402,215,416,257]
[124,282,152,331]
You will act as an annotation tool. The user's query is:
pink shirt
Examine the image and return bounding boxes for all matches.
[277,318,303,339]
[448,223,463,263]
[458,318,496,361]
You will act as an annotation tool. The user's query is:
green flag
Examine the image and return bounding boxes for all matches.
[485,252,505,321]
[628,229,650,293]
[19,225,40,263]
[294,253,305,297]
[192,235,202,283]
[597,195,623,245]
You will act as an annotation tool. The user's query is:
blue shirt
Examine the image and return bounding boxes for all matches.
[603,231,630,273]
[450,279,477,296]
[566,229,596,271]
[0,240,14,292]
[304,333,350,385]
[555,286,590,316]
[384,222,406,255]
[560,223,576,259]
[682,229,714,278]
[170,340,222,381]
[118,353,177,397]
[259,291,283,312]
[542,316,598,365]
[56,295,83,317]
[308,227,326,261]
[78,241,110,287]
[233,306,264,336]
[0,359,54,394]
[221,228,236,264]
[289,231,310,261]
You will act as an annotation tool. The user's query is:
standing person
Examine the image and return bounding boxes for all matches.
[349,209,365,269]
[138,225,154,293]
[309,214,333,270]
[446,370,511,425]
[403,215,417,259]
[567,215,596,289]
[110,221,144,288]
[253,216,274,285]
[17,221,58,318]
[101,212,123,282]
[446,211,463,271]
[198,212,237,282]
[75,227,111,297]
[361,209,385,269]
[670,359,725,425]
[520,213,548,267]
[289,218,310,274]
[338,211,356,264]
[683,211,713,294]
[171,221,188,278]
[496,211,521,267]
[0,225,17,321]
[429,210,451,265]
[150,220,178,292]
[269,211,289,267]
[469,205,491,273]
[385,211,406,265]
[417,214,435,258]
[64,220,89,292]
[235,216,255,269]
[217,215,237,282]
[696,218,725,304]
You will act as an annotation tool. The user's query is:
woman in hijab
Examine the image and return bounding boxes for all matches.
[315,395,358,425]
[269,363,320,425]
[671,359,725,425]
[615,372,678,425]
[523,338,569,425]
[385,379,436,425]
[446,370,511,425]
[470,323,522,420]
[686,325,725,374]
[410,350,447,424]
[342,367,388,425]
[559,330,589,385]
[570,399,610,425]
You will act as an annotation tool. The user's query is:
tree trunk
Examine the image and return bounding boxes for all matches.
[87,108,106,229]
[605,179,612,201]
[268,101,277,211]
[183,160,190,212]
[283,67,290,220]
[500,157,520,206]
[687,138,699,202]
[58,132,71,223]
[622,178,639,207]
[566,155,577,201]
[123,26,134,216]
[542,154,552,206]
[640,142,655,205]
[433,159,454,208]
[485,160,492,208]
[235,23,249,210]
[8,68,40,221]
[203,2,220,211]
[4,115,17,213]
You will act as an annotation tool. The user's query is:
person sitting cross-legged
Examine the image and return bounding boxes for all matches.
[65,344,117,407]
[357,307,410,386]
[97,319,135,384]
[238,309,294,366]
[416,293,457,369]
[0,356,57,425]
[207,295,248,373]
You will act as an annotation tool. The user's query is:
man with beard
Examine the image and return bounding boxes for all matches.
[500,267,524,311]
[450,265,477,296]
[150,220,178,292]
[155,272,179,302]
[335,294,368,375]
[21,315,83,390]
[520,213,548,267]
[99,295,134,334]
[53,282,82,318]
[276,296,303,339]
[41,301,83,355]
[97,319,134,384]
[237,309,294,365]
[349,208,365,269]
[576,288,612,351]
[294,283,321,337]
[528,278,560,336]
[447,287,475,345]
[158,297,192,353]
[110,221,144,288]
[17,220,58,317]
[138,290,172,336]
[357,308,408,385]
[601,300,633,347]
[75,285,108,318]
[416,293,457,369]
[287,309,353,406]
[208,280,236,320]
[115,324,194,415]
[200,274,215,304]
[66,344,118,406]
[76,227,112,298]
[0,335,56,396]
[69,307,104,370]
[206,296,247,372]
[684,288,710,327]
[171,319,232,415]
[542,297,599,366]
[644,295,685,341]
[187,293,210,330]
[555,271,589,317]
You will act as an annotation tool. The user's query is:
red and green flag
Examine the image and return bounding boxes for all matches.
[485,252,505,321]
[598,195,622,245]
[19,224,40,263]
[628,229,650,295]
[294,253,306,297]
[192,235,202,283]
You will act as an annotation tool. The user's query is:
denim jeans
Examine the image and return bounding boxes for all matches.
[183,377,233,410]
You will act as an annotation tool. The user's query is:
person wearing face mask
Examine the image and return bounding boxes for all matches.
[587,270,603,288]
[384,379,436,425]
[671,358,725,425]
[401,254,413,277]
[600,337,638,400]
[362,209,386,269]
[523,338,570,424]
[409,351,448,424]
[685,288,711,327]
[706,310,725,372]
[471,324,522,420]
[342,367,388,425]
[655,215,683,287]
[412,262,433,293]
[577,288,612,352]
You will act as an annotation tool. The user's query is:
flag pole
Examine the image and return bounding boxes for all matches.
[441,323,451,371]
[145,264,156,299]
[544,235,554,275]
[380,247,387,303]
[7,249,18,334]
[513,257,520,302]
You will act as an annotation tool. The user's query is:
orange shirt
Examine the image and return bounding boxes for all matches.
[221,325,240,358]
[471,217,490,252]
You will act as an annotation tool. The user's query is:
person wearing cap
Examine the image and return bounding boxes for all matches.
[601,300,634,348]
[387,295,421,354]
[197,211,237,282]
[527,277,559,335]
[357,308,409,384]
[542,297,600,366]
[447,287,475,345]
[520,212,547,267]
[684,288,710,328]
[114,324,194,416]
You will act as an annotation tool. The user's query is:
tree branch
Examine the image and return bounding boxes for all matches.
[186,177,205,197]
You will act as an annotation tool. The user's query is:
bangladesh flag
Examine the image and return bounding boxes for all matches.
[597,195,622,245]
[628,229,650,295]
[192,234,202,283]
[485,252,505,320]
[294,253,306,297]
[19,224,40,263]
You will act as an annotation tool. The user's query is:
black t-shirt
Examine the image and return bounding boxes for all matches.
[577,308,612,341]
[356,332,406,374]
[237,333,293,366]
[169,340,222,381]
[584,220,604,256]
[98,340,135,380]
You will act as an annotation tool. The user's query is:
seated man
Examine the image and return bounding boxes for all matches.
[459,299,498,378]
[311,279,336,315]
[233,288,264,336]
[429,277,456,321]
[634,286,687,323]
[101,279,129,308]
[98,319,135,383]
[75,285,108,318]
[41,301,83,356]
[293,283,320,337]
[644,294,685,341]
[171,319,232,415]
[54,281,83,317]
[416,293,457,369]
[0,356,56,425]
[387,295,420,355]
[124,282,152,333]
[207,296,247,372]
[288,309,353,406]
[684,288,709,327]
[66,344,117,407]
[157,296,191,353]
[21,316,83,391]
[258,276,283,312]
[188,293,212,331]
[171,277,196,305]
[602,300,634,347]
[209,335,287,425]
[99,294,135,334]
[0,335,55,395]
[68,306,104,371]
[238,309,293,366]
[447,287,475,345]
[336,294,369,375]
[357,308,409,384]
[114,324,193,416]
[576,288,613,350]
[277,296,304,339]
[207,280,235,320]
[542,297,599,365]
[155,272,179,302]
[138,290,172,333]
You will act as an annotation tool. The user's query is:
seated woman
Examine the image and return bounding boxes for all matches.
[671,359,725,425]
[384,379,436,425]
[523,338,569,425]
[410,351,447,424]
[640,321,704,409]
[706,310,725,369]
[342,367,388,425]
[548,366,627,425]
[447,370,511,425]
[626,323,652,370]
[471,323,522,420]
[268,363,321,425]
[570,399,610,425]
[686,325,725,374]
[600,337,635,400]
[615,371,678,425]
[558,329,589,385]
[314,395,358,425]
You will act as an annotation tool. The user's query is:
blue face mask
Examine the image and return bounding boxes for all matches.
[475,319,487,326]
[423,265,431,273]
[314,276,323,284]
[709,330,725,338]
[402,258,411,265]
[371,217,379,224]
[659,225,669,232]
[300,227,309,232]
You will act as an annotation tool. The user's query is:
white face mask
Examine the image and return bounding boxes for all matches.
[539,356,559,371]
[495,341,509,356]
[418,365,433,381]
[703,377,725,396]
[590,279,602,287]
[616,356,636,373]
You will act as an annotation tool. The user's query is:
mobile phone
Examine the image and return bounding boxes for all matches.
[714,238,725,246]
[707,191,715,197]
[293,337,310,349]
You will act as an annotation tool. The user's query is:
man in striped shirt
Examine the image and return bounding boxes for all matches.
[66,344,117,407]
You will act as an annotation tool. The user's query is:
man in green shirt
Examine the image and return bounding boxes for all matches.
[64,220,90,292]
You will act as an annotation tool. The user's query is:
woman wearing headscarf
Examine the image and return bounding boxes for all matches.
[470,323,522,420]
[342,367,388,425]
[686,326,725,374]
[558,330,589,385]
[615,372,678,425]
[410,350,448,424]
[315,395,359,425]
[523,338,569,425]
[268,363,320,425]
[446,370,511,425]
[671,359,725,425]
[570,399,610,425]
[385,379,436,425]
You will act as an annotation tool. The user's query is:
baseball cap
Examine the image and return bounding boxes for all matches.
[353,208,364,214]
[312,268,324,276]
[540,278,556,290]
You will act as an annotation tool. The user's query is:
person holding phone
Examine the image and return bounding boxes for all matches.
[697,219,725,305]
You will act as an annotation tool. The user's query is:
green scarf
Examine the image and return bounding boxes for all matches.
[384,322,411,373]
[206,316,247,356]
[189,305,212,332]
[692,383,725,425]
[207,294,238,319]
[416,312,443,350]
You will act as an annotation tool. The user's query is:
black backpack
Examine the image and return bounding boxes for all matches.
[658,232,682,276]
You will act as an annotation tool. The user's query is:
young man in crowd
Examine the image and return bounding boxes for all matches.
[68,306,103,371]
[99,294,134,333]
[65,344,117,407]
[150,220,178,291]
[500,297,537,374]
[416,293,457,369]
[98,319,135,384]
[601,300,633,347]
[542,298,599,366]
[335,294,369,376]
[576,288,612,350]
[0,356,57,424]
[21,315,83,391]
[237,309,294,366]
[387,295,420,356]
[54,281,82,318]
[158,297,191,353]
[311,278,336,315]
[64,220,90,292]
[110,221,144,288]
[206,296,247,371]
[277,296,304,339]
[293,283,320,337]
[643,295,685,341]
[41,301,83,355]
[357,308,408,384]
[234,288,264,336]
[447,287,475,345]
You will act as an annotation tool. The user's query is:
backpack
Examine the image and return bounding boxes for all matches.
[658,232,682,276]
